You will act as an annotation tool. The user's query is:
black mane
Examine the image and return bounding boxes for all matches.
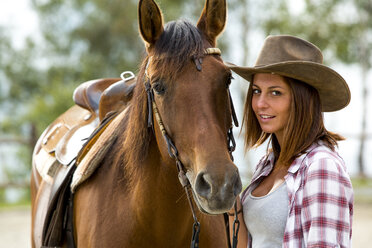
[152,19,204,80]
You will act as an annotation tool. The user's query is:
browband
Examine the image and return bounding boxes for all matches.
[204,47,221,55]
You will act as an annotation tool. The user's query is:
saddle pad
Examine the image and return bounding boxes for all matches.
[71,106,130,192]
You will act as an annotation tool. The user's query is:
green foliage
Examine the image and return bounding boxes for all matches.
[1,0,201,138]
[31,0,190,79]
[0,142,31,204]
[258,0,371,66]
[0,188,31,206]
[0,189,5,204]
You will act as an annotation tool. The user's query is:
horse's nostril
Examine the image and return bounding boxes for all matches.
[195,172,212,198]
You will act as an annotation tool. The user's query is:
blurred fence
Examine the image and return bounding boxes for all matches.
[0,137,32,203]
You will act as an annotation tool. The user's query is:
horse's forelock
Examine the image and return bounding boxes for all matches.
[152,20,204,81]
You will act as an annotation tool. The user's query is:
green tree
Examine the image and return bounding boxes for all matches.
[1,0,196,142]
[352,0,371,178]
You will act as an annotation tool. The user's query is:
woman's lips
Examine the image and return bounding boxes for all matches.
[258,114,275,121]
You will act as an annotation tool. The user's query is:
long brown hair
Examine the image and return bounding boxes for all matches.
[242,75,344,167]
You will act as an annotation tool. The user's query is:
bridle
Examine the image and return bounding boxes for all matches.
[144,47,240,248]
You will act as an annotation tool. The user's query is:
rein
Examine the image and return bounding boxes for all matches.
[144,48,240,248]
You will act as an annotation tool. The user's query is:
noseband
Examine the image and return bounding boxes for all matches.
[144,48,240,248]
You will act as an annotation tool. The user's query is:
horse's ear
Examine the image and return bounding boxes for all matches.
[197,0,227,46]
[138,0,164,47]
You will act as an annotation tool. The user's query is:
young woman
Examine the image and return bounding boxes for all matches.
[227,35,353,248]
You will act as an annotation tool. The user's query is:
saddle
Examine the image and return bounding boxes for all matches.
[33,72,136,247]
[35,72,136,171]
[74,71,136,121]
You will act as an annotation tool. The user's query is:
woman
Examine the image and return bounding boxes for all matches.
[227,35,353,248]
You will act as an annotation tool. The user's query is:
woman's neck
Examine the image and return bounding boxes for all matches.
[274,132,284,148]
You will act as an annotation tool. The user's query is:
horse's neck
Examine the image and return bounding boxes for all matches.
[131,142,191,210]
[127,141,194,237]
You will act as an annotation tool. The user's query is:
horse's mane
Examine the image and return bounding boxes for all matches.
[152,19,204,81]
[122,20,204,176]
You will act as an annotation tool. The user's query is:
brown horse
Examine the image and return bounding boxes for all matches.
[31,0,242,247]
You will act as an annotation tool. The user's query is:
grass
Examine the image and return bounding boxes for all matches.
[351,177,372,188]
[352,177,372,205]
[0,200,30,210]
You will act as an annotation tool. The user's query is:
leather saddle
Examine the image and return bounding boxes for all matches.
[38,72,136,168]
[33,72,136,247]
[73,71,136,119]
[73,71,136,121]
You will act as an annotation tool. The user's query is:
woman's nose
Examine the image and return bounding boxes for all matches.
[256,95,269,109]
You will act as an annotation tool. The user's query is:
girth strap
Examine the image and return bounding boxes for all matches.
[41,162,77,248]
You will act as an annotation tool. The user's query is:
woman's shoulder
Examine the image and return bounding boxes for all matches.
[301,141,348,175]
[306,142,343,162]
[299,143,353,200]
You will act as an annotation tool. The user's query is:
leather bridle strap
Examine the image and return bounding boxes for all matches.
[144,47,240,248]
[145,79,201,247]
[223,201,241,248]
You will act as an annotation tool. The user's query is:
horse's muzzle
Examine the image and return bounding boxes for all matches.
[193,164,242,214]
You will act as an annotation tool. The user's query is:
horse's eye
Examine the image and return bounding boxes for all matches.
[226,74,234,88]
[152,81,166,95]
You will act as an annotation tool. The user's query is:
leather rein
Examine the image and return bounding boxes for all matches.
[144,47,240,248]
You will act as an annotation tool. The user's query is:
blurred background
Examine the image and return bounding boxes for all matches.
[0,0,371,247]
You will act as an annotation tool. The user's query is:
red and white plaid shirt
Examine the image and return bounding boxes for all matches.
[241,142,354,248]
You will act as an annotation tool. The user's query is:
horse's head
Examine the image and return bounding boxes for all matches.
[138,0,242,214]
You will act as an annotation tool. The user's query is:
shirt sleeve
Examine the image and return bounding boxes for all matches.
[301,158,353,248]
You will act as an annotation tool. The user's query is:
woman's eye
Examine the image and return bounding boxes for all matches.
[152,82,166,95]
[272,90,282,96]
[252,89,260,94]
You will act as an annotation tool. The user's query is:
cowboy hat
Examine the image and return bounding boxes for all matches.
[226,35,350,112]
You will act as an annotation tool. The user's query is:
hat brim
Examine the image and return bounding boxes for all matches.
[226,61,351,112]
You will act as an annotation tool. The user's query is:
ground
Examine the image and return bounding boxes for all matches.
[0,203,371,247]
[0,206,31,247]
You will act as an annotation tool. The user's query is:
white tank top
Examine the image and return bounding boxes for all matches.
[243,182,289,248]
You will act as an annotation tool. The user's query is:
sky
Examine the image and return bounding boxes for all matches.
[0,0,371,180]
[0,0,40,48]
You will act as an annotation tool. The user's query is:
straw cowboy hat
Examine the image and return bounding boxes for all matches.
[227,35,350,112]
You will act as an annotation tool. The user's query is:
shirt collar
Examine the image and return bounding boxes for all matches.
[250,152,274,183]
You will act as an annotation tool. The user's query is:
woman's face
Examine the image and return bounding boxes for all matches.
[251,73,292,144]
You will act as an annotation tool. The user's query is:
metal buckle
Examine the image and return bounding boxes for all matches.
[120,71,135,82]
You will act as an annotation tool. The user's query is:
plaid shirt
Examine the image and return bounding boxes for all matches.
[241,142,353,248]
